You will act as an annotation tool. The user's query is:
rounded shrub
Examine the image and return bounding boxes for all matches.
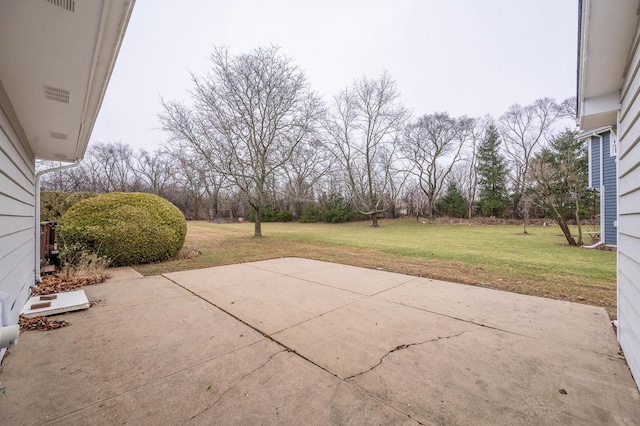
[58,192,187,266]
[40,191,98,221]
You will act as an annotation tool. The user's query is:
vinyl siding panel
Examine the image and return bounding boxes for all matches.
[618,282,640,386]
[618,158,640,196]
[617,124,640,160]
[618,188,640,215]
[0,98,35,333]
[601,133,617,245]
[589,137,601,189]
[618,26,640,390]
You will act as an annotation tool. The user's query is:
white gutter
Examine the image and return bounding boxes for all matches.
[576,125,612,141]
[34,160,81,283]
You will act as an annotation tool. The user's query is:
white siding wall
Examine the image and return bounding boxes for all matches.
[0,85,35,357]
[617,20,640,389]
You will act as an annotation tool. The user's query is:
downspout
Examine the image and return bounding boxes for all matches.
[34,160,81,283]
[597,133,604,244]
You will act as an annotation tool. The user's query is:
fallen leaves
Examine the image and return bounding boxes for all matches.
[19,272,106,332]
[19,316,70,332]
[31,274,106,297]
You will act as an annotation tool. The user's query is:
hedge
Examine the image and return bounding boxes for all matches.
[58,192,186,266]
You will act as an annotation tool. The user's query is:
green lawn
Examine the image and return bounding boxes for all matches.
[133,219,617,318]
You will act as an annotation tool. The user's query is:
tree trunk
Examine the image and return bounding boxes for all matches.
[254,207,262,237]
[371,213,379,227]
[575,197,583,245]
[557,218,577,245]
[551,204,576,245]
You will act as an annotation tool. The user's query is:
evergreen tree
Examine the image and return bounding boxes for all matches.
[436,183,468,218]
[528,128,589,245]
[477,124,508,217]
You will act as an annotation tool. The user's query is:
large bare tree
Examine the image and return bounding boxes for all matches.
[281,139,330,217]
[498,98,561,229]
[323,72,408,227]
[160,46,322,236]
[402,112,474,218]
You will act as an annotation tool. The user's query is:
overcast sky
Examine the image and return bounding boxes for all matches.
[91,0,579,152]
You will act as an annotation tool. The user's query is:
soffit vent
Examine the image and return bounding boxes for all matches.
[43,85,70,104]
[50,131,68,140]
[46,0,75,12]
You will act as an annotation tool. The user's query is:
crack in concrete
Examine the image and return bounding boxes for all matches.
[165,274,424,424]
[345,330,475,381]
[39,338,274,424]
[189,349,287,421]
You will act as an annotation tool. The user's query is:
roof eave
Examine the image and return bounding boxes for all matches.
[75,0,136,161]
[577,0,639,130]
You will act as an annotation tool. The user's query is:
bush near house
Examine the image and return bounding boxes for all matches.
[58,192,186,266]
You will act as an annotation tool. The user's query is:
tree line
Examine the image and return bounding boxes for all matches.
[40,47,596,244]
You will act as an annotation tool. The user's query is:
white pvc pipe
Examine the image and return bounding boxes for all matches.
[582,240,605,249]
[34,160,81,282]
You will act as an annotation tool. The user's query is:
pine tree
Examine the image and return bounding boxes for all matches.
[477,124,508,217]
[436,183,468,218]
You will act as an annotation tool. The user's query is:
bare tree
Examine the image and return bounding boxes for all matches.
[459,116,493,219]
[76,150,104,192]
[402,112,474,218]
[90,142,135,192]
[282,139,330,217]
[160,46,323,236]
[560,96,577,120]
[134,148,176,196]
[323,72,408,227]
[498,98,561,231]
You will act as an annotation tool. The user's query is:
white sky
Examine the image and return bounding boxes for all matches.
[91,0,579,152]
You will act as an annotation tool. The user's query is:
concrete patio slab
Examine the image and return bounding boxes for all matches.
[186,350,416,426]
[84,274,192,314]
[376,277,619,356]
[348,327,639,425]
[1,257,638,425]
[290,263,416,296]
[0,276,266,425]
[164,263,281,293]
[247,257,339,275]
[188,274,364,334]
[105,266,143,282]
[273,296,479,379]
